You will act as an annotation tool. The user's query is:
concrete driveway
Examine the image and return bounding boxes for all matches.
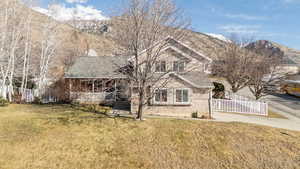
[213,108,300,131]
[264,93,300,118]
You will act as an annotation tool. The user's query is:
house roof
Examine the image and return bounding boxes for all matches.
[153,72,213,89]
[285,75,300,84]
[65,56,128,79]
[129,36,212,63]
[172,72,214,88]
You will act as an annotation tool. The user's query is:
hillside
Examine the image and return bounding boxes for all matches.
[28,10,119,77]
[27,7,229,78]
[272,41,300,65]
[0,104,299,169]
[29,4,300,78]
[246,40,300,65]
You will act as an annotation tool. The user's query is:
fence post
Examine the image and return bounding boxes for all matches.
[265,102,268,116]
[209,91,213,119]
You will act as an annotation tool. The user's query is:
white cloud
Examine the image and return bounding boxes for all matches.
[218,24,261,34]
[225,14,268,21]
[32,4,109,21]
[66,0,88,3]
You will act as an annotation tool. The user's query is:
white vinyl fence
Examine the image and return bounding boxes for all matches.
[0,86,58,103]
[224,91,251,101]
[212,99,268,116]
[17,88,58,103]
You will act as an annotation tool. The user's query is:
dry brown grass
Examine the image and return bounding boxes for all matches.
[0,104,299,169]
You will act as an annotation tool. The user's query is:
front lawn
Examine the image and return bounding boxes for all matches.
[0,104,299,169]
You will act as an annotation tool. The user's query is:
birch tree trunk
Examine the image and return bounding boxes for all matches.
[36,7,59,98]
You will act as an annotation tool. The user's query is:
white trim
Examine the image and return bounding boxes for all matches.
[163,46,192,61]
[163,43,212,63]
[128,36,213,63]
[170,37,213,63]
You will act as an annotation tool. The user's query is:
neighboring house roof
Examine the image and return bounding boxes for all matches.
[65,56,128,79]
[285,75,300,84]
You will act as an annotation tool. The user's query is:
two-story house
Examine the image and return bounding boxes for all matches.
[65,37,214,117]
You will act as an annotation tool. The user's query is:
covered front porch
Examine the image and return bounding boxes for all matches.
[67,78,130,104]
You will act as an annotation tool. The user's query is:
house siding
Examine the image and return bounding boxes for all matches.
[131,77,211,118]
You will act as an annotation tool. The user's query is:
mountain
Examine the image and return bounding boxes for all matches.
[32,4,109,21]
[20,6,119,78]
[246,40,300,65]
[23,3,300,78]
[246,40,284,58]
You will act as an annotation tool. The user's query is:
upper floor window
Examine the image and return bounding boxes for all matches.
[155,61,166,72]
[173,61,185,72]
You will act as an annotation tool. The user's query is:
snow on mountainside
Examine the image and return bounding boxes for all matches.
[32,5,110,34]
[205,33,230,42]
[32,4,109,21]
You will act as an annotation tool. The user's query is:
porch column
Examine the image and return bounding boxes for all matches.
[114,79,117,102]
[92,79,95,103]
[92,79,95,93]
[69,79,72,100]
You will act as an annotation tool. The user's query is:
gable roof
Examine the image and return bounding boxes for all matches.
[129,36,212,63]
[65,56,128,79]
[166,37,212,63]
[153,72,213,89]
[171,72,213,88]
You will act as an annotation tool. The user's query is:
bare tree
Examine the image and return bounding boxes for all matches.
[247,48,285,100]
[113,0,189,120]
[0,0,34,101]
[212,35,256,93]
[35,4,60,97]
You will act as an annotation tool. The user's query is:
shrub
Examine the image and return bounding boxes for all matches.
[33,97,42,104]
[0,97,9,107]
[213,82,225,99]
[191,112,198,118]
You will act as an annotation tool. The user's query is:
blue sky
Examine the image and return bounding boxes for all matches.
[39,0,300,49]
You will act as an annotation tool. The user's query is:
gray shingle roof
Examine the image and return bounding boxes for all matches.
[153,72,213,88]
[65,56,128,78]
[174,72,213,88]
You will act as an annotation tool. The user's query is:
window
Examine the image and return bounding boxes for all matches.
[80,80,93,92]
[94,80,103,92]
[204,63,211,73]
[173,61,185,72]
[155,61,166,72]
[154,89,168,103]
[176,89,189,103]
